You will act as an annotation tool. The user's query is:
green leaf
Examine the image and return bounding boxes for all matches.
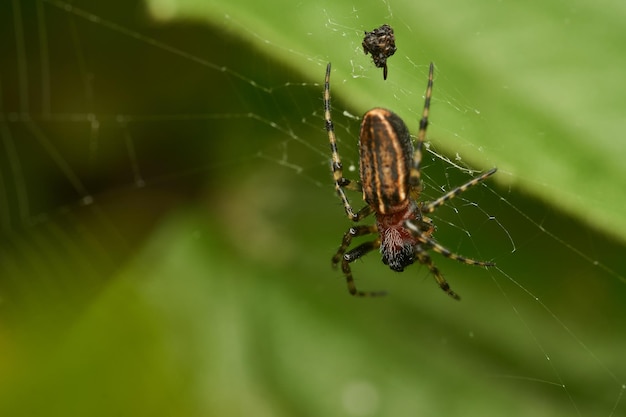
[147,0,626,241]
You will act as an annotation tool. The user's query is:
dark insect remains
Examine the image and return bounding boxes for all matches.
[324,62,497,299]
[362,24,397,80]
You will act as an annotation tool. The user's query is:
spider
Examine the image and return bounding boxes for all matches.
[324,62,497,299]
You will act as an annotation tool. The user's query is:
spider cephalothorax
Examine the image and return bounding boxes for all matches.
[324,62,496,299]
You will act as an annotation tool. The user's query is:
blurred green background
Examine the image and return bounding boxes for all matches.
[1,1,625,416]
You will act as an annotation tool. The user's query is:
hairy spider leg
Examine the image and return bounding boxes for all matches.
[332,225,386,296]
[422,167,497,214]
[404,67,496,275]
[409,62,434,191]
[415,251,461,300]
[406,220,495,267]
[325,63,371,222]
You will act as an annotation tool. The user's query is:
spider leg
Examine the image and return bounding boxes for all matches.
[405,220,495,267]
[332,225,386,296]
[325,63,366,222]
[414,250,460,300]
[338,179,363,193]
[409,62,434,190]
[332,225,377,267]
[423,234,494,267]
[343,241,386,297]
[422,168,497,214]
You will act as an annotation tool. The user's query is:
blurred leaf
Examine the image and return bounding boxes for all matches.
[3,210,622,416]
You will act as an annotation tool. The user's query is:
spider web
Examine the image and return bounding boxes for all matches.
[1,1,625,416]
